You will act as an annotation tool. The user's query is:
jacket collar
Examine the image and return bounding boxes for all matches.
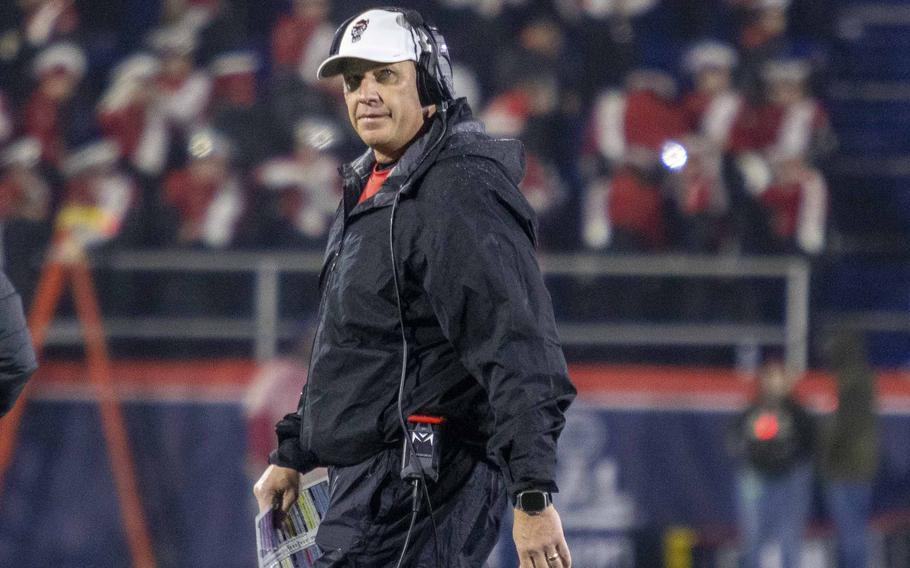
[339,99,481,216]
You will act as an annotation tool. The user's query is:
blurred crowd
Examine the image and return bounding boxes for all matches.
[0,0,835,300]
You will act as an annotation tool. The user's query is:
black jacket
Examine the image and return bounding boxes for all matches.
[0,271,38,416]
[270,99,576,497]
[730,396,815,475]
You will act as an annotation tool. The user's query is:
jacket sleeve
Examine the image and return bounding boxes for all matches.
[413,162,576,500]
[268,384,319,472]
[0,271,38,416]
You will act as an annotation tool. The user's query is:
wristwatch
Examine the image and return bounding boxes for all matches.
[514,490,552,515]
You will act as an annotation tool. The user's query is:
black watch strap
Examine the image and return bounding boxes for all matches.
[514,490,552,515]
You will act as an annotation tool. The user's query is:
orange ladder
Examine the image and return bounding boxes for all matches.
[0,242,156,568]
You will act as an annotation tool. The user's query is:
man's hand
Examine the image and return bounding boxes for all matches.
[513,506,571,567]
[253,465,300,514]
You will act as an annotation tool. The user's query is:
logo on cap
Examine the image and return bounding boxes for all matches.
[351,19,369,43]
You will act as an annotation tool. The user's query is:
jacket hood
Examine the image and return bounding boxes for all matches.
[339,98,536,242]
[435,119,536,244]
[437,100,525,183]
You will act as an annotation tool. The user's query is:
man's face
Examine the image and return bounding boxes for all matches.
[189,156,226,184]
[697,67,730,94]
[759,7,787,36]
[769,80,803,106]
[163,54,192,79]
[341,60,427,161]
[42,72,79,100]
[759,361,793,401]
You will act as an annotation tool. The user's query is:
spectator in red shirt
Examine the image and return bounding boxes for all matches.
[0,1,80,102]
[22,42,85,167]
[161,129,245,250]
[56,139,138,250]
[667,136,729,252]
[270,0,334,84]
[752,59,835,162]
[729,59,833,254]
[266,0,338,147]
[756,155,827,255]
[97,53,167,178]
[209,51,274,170]
[583,147,668,253]
[681,41,744,153]
[583,70,684,253]
[732,60,833,158]
[587,69,686,168]
[0,138,48,224]
[147,24,213,161]
[254,116,342,249]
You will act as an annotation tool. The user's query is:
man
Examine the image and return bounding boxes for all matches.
[820,331,878,568]
[680,41,742,152]
[254,8,575,567]
[755,154,827,256]
[728,354,815,568]
[97,52,165,178]
[161,129,245,250]
[56,139,137,250]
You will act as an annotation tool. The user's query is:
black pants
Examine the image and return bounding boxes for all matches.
[315,447,507,567]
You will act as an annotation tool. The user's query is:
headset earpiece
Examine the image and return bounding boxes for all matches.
[328,14,357,58]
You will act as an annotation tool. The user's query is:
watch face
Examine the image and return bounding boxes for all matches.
[520,491,548,512]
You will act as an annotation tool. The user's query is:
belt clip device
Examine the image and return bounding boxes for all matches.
[401,414,444,483]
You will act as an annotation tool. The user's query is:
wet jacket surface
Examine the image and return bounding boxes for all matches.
[0,271,37,416]
[270,99,575,497]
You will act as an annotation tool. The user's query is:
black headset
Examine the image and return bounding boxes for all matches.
[327,7,455,107]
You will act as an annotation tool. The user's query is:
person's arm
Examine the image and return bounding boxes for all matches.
[267,384,318,471]
[253,386,319,513]
[414,160,575,564]
[791,399,817,458]
[0,271,38,416]
[725,411,748,459]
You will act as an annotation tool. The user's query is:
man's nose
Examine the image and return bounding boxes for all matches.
[356,76,380,103]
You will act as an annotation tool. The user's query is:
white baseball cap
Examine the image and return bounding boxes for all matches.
[33,43,86,79]
[762,59,811,84]
[684,41,738,74]
[316,9,421,80]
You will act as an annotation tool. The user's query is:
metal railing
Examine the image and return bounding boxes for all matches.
[44,250,812,371]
